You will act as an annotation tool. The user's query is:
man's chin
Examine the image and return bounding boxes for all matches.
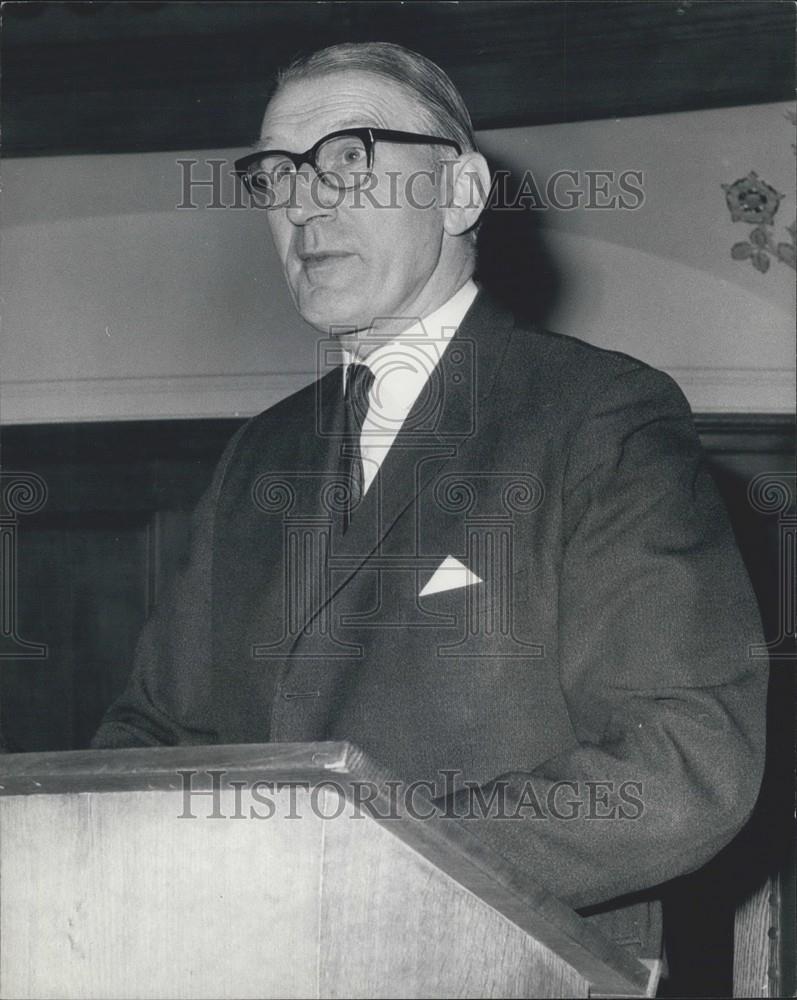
[294,286,365,335]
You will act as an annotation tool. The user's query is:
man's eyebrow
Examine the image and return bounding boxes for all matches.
[256,117,384,150]
[329,116,383,131]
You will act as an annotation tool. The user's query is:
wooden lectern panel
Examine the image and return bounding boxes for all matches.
[0,743,652,999]
[318,790,587,998]
[0,788,324,999]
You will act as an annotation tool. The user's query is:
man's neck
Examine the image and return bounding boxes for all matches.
[338,270,476,360]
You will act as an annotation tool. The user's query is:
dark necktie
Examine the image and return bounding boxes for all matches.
[341,362,375,533]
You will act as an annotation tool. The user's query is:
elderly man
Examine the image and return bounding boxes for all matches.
[93,42,766,962]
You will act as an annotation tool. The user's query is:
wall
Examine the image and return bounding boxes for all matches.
[2,102,793,423]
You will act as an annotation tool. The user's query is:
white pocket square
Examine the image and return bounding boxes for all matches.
[419,556,483,597]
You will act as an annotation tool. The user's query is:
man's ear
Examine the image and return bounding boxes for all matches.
[442,152,491,237]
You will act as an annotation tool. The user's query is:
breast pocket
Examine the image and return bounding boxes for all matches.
[417,568,521,628]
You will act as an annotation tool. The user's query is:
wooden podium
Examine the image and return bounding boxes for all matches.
[0,742,657,998]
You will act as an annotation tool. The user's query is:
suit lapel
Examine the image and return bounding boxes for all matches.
[291,288,517,636]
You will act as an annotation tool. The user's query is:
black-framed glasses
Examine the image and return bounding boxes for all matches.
[233,127,462,203]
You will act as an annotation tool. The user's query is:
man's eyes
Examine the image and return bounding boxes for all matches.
[319,137,368,169]
[268,158,296,178]
[340,146,366,164]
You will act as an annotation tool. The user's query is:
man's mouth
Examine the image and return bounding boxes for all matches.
[297,251,354,266]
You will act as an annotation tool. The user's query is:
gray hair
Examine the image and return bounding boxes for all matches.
[274,41,478,154]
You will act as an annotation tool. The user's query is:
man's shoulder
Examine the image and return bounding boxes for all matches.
[501,317,687,417]
[231,370,331,440]
[467,289,673,397]
[206,372,333,492]
[509,318,652,379]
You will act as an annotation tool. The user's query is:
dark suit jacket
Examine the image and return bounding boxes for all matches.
[93,289,767,959]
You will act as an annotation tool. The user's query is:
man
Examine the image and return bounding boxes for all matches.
[93,42,767,962]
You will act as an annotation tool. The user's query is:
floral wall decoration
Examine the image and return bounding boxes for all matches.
[723,109,796,273]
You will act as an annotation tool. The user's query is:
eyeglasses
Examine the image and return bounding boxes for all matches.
[233,127,462,204]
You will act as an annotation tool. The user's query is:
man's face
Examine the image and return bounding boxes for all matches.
[259,71,455,334]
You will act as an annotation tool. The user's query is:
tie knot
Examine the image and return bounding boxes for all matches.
[345,362,375,428]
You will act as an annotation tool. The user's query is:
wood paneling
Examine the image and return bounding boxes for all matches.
[2,1,794,157]
[733,876,780,997]
[0,787,325,999]
[319,788,589,998]
[5,519,149,751]
[0,419,242,752]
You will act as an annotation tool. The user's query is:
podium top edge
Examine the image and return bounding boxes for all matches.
[0,741,364,795]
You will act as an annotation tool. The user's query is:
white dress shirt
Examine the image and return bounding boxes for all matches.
[342,278,478,496]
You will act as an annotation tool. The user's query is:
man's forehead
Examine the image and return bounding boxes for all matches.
[259,70,422,147]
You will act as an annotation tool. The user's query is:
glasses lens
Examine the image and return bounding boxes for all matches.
[316,135,369,189]
[246,154,295,195]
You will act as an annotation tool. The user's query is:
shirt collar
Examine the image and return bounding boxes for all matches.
[341,278,479,397]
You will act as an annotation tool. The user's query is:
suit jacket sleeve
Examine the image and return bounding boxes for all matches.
[445,364,767,911]
[91,424,248,748]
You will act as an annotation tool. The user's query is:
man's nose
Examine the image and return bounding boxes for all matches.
[285,165,338,225]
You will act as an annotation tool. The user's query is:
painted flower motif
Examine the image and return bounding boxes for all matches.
[751,250,770,273]
[749,226,769,248]
[777,243,796,267]
[722,171,783,225]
